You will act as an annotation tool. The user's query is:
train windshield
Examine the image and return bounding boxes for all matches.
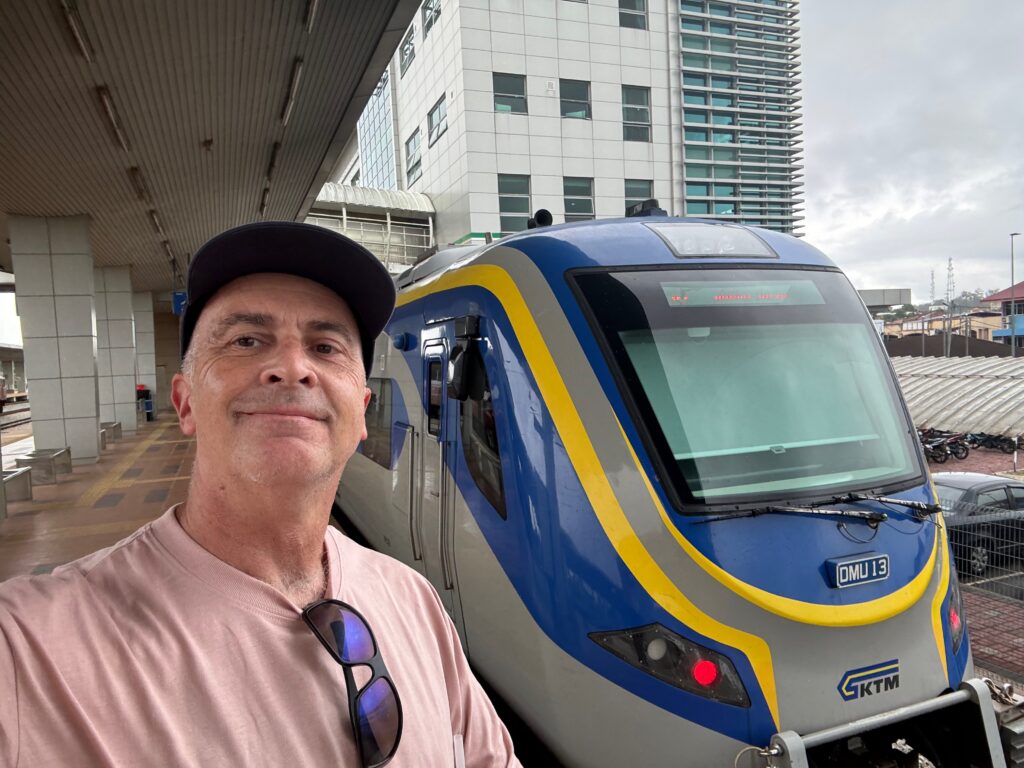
[572,266,922,508]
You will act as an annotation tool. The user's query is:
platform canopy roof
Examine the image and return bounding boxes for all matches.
[0,0,417,292]
[315,182,435,218]
[892,356,1024,436]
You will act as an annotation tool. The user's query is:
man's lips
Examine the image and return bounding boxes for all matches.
[238,409,327,421]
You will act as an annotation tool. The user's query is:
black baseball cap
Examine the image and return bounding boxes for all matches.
[179,221,396,376]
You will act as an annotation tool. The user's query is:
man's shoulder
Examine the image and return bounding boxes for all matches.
[0,518,160,621]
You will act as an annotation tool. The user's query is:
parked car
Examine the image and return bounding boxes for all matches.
[933,472,1024,577]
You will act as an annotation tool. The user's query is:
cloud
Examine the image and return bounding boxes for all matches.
[799,0,1024,303]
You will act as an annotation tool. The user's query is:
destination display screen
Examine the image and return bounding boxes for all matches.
[661,280,825,308]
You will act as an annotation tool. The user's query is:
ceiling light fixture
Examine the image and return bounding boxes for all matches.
[304,0,320,33]
[127,167,151,204]
[266,142,281,183]
[148,209,165,239]
[96,86,129,152]
[280,58,304,127]
[59,0,93,63]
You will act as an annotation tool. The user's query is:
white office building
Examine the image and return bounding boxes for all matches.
[337,0,802,246]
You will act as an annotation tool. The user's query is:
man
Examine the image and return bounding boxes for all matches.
[0,222,521,767]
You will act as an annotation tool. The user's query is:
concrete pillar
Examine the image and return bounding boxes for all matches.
[133,292,156,408]
[96,267,138,434]
[9,215,100,464]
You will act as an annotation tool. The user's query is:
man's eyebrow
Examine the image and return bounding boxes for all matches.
[211,312,272,337]
[308,320,359,345]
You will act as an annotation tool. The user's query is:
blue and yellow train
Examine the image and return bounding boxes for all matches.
[337,214,1012,767]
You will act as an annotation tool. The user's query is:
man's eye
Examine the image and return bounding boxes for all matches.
[234,336,259,348]
[314,343,337,354]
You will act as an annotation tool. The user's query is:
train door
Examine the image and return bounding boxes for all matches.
[420,341,467,642]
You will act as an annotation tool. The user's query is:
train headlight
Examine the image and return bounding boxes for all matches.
[590,623,750,707]
[949,570,965,653]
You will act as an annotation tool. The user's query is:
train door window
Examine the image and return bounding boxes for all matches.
[362,378,393,468]
[427,361,443,436]
[460,352,506,518]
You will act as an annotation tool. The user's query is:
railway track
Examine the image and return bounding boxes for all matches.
[0,405,31,432]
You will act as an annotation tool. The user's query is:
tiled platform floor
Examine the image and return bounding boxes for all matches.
[0,418,193,581]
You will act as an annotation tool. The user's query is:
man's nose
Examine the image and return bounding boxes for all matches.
[261,339,318,386]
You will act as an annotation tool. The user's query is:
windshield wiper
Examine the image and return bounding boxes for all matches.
[699,505,888,525]
[839,493,940,516]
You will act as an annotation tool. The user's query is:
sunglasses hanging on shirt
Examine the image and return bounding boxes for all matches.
[302,599,404,768]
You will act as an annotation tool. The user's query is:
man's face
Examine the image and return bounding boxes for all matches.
[170,273,371,487]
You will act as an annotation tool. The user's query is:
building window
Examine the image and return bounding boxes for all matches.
[405,129,422,186]
[564,177,594,222]
[625,179,653,212]
[427,95,447,146]
[622,85,651,142]
[362,378,393,468]
[683,109,707,124]
[560,79,591,119]
[686,182,709,196]
[460,347,506,518]
[685,128,708,141]
[498,174,530,233]
[686,201,710,215]
[619,0,646,29]
[350,170,360,186]
[400,26,415,75]
[422,0,440,38]
[493,73,527,114]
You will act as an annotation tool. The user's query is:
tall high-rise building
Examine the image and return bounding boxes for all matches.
[342,0,802,246]
[678,0,802,231]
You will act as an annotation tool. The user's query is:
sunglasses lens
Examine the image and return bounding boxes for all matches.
[308,604,376,664]
[338,609,375,663]
[355,677,401,767]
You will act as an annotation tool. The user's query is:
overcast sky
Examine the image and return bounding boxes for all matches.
[799,0,1024,304]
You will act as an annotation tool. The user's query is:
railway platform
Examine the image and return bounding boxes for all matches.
[0,418,193,581]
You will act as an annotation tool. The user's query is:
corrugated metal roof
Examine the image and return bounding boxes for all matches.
[315,182,434,216]
[0,0,418,291]
[892,356,1024,435]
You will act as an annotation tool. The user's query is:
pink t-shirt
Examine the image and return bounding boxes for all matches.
[0,508,520,767]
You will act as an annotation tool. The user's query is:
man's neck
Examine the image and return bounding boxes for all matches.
[176,464,337,606]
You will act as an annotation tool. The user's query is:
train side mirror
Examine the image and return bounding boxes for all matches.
[448,343,471,401]
[449,315,483,401]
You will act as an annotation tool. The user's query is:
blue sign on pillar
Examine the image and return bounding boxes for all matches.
[172,291,188,316]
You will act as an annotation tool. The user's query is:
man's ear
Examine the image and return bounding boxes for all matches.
[171,373,197,437]
[359,386,371,441]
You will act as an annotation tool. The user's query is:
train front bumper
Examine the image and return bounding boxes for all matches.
[763,678,1017,768]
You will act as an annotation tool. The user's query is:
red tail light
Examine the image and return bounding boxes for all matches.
[692,659,719,687]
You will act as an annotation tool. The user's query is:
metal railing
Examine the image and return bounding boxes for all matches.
[306,214,432,274]
[939,498,1024,684]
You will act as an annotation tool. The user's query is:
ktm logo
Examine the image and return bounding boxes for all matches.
[838,659,900,702]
